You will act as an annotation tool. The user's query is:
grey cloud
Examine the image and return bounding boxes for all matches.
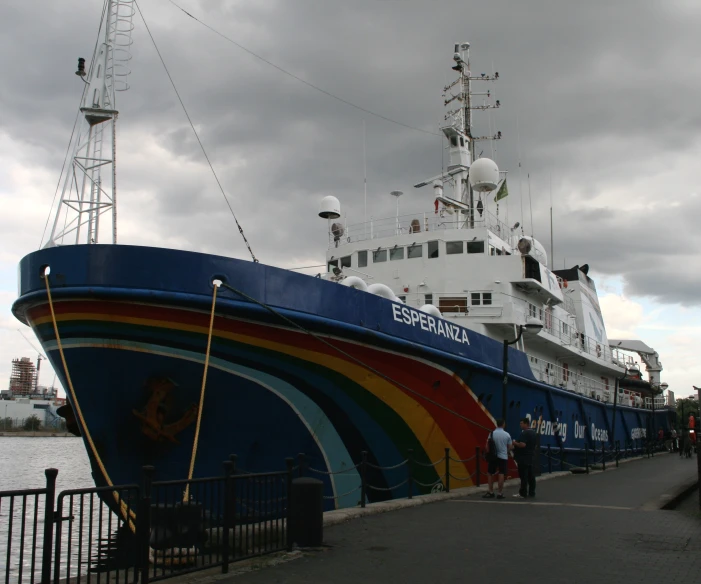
[2,0,701,305]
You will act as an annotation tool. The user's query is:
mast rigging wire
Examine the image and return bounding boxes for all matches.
[134,0,258,262]
[166,0,441,138]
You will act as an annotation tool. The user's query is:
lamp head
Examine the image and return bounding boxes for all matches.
[660,382,669,391]
[523,317,543,334]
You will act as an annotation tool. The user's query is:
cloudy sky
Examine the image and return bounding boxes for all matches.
[1,0,699,399]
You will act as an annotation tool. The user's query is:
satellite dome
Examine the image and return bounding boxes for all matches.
[319,196,341,219]
[469,158,499,192]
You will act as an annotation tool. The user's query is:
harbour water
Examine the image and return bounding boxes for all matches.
[0,436,92,491]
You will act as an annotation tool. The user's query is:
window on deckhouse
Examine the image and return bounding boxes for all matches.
[407,244,423,259]
[438,296,467,313]
[390,247,404,261]
[446,241,464,254]
[358,250,367,268]
[373,249,387,263]
[467,241,485,254]
[428,241,439,258]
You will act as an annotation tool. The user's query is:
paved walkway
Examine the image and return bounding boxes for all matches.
[220,453,700,584]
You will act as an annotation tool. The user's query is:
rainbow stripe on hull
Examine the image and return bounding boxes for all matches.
[13,245,672,509]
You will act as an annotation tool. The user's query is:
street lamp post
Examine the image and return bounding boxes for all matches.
[502,317,543,422]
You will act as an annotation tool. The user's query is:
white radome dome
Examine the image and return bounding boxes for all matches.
[420,304,443,319]
[469,158,499,192]
[318,196,341,219]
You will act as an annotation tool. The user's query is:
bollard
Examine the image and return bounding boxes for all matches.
[360,451,368,508]
[288,478,324,548]
[41,468,58,584]
[407,449,414,499]
[445,447,450,493]
[229,454,238,474]
[584,444,589,474]
[547,445,552,474]
[615,443,620,468]
[475,447,481,487]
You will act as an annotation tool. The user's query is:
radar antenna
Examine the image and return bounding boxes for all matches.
[46,0,135,247]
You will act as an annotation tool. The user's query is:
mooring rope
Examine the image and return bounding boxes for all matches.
[44,272,136,530]
[183,283,219,502]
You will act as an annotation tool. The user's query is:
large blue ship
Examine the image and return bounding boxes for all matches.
[12,7,673,510]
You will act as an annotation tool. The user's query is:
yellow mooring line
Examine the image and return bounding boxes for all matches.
[44,272,136,531]
[183,282,218,501]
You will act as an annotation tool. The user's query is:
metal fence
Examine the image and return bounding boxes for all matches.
[1,459,293,584]
[2,442,671,583]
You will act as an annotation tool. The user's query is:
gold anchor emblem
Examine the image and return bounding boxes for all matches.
[133,378,198,444]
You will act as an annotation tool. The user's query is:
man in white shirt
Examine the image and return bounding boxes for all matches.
[482,419,513,500]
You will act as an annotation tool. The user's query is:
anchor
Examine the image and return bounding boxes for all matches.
[133,378,198,444]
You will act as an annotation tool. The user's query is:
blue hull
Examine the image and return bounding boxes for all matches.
[13,245,673,509]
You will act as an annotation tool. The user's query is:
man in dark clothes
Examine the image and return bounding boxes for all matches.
[512,417,537,498]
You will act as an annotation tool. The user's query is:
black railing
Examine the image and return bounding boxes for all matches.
[2,442,672,583]
[0,469,56,584]
[1,459,292,584]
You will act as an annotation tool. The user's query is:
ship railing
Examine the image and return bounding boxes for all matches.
[517,300,623,367]
[527,355,613,402]
[643,396,666,410]
[327,208,512,248]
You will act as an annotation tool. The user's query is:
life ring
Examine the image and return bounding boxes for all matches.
[560,279,568,289]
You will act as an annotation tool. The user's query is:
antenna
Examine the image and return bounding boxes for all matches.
[528,173,534,239]
[517,115,524,236]
[390,190,403,235]
[363,119,367,239]
[550,173,554,270]
[45,0,135,248]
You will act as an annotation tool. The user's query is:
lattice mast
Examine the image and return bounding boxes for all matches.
[441,43,500,226]
[46,0,135,247]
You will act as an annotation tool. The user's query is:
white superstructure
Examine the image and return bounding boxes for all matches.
[320,44,665,409]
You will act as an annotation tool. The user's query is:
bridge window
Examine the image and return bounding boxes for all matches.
[340,256,351,268]
[439,296,467,313]
[446,241,464,254]
[408,244,423,259]
[373,249,387,263]
[424,293,433,305]
[428,240,439,259]
[467,241,485,254]
[470,292,492,306]
[358,250,367,268]
[328,259,338,271]
[390,247,404,261]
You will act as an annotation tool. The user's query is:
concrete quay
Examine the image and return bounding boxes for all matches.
[172,453,700,584]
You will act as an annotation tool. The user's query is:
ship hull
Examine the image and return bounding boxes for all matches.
[13,245,672,509]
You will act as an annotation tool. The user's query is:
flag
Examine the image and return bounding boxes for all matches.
[495,178,508,201]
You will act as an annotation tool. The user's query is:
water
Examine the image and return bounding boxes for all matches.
[0,436,93,492]
[0,437,101,583]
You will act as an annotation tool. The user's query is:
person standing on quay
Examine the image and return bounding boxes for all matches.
[512,418,537,498]
[482,419,512,499]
